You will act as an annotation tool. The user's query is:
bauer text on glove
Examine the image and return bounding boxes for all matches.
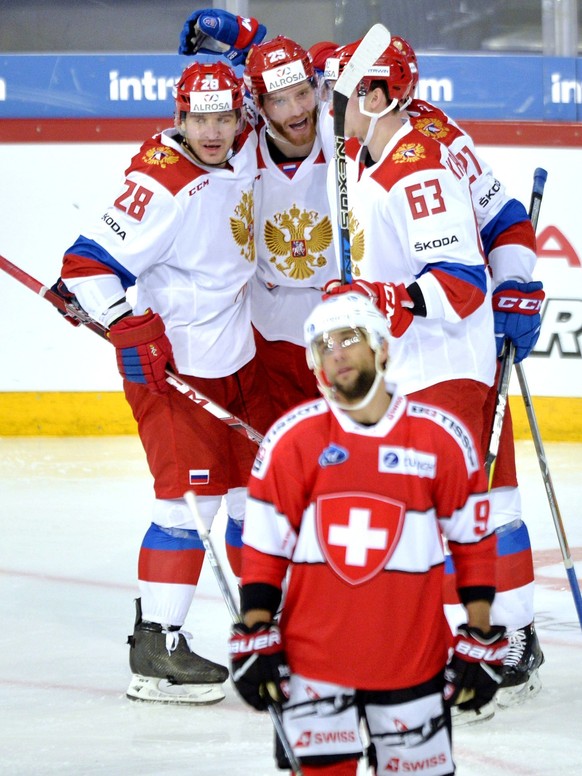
[444,624,509,711]
[229,621,290,711]
[108,310,175,395]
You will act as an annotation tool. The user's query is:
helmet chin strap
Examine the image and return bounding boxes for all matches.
[317,350,388,413]
[358,94,399,148]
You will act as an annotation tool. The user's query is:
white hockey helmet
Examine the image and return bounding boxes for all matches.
[304,293,389,408]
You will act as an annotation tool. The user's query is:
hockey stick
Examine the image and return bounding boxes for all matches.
[514,363,582,629]
[183,491,304,776]
[333,23,392,283]
[484,167,548,484]
[482,170,582,629]
[0,253,264,446]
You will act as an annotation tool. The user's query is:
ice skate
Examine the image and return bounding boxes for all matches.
[451,698,496,727]
[496,622,544,708]
[126,599,228,704]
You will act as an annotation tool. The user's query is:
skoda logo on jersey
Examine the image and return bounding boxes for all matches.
[318,444,349,467]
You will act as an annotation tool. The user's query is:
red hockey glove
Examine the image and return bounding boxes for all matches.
[323,279,414,337]
[229,622,290,711]
[108,310,175,396]
[444,624,509,711]
[492,281,545,363]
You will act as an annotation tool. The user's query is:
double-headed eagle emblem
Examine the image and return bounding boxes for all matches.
[264,204,333,280]
[230,190,256,263]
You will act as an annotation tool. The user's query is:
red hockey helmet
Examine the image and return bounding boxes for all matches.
[323,39,360,82]
[391,35,419,96]
[324,37,416,106]
[175,61,244,115]
[243,35,315,104]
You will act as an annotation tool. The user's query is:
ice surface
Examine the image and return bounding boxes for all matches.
[0,437,581,775]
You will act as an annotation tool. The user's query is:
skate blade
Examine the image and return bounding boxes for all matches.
[451,699,496,727]
[496,669,542,709]
[126,675,226,705]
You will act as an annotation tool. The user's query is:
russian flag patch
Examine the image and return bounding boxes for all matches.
[189,469,210,485]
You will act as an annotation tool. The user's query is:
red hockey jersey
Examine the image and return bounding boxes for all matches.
[242,394,496,690]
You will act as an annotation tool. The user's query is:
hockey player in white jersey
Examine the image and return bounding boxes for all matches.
[396,37,545,720]
[54,61,275,704]
[178,8,544,719]
[323,38,544,722]
[242,36,341,415]
[180,12,339,417]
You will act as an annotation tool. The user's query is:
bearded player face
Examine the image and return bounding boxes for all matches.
[317,328,377,404]
[262,82,318,147]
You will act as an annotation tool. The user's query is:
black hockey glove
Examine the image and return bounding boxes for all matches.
[444,624,509,711]
[50,277,82,327]
[228,621,290,711]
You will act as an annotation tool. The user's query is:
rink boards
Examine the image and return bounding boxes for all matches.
[0,120,580,438]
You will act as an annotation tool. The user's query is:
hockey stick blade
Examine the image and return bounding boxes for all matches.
[332,24,391,283]
[333,23,392,100]
[0,253,264,446]
[183,491,304,775]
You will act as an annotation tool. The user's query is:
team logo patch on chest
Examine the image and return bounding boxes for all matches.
[392,142,426,164]
[264,204,332,280]
[318,444,349,467]
[316,493,405,585]
[142,146,180,168]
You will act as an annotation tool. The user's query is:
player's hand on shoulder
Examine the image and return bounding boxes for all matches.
[178,8,266,65]
[323,278,414,337]
[229,621,290,711]
[492,280,545,363]
[444,624,509,711]
[108,309,175,395]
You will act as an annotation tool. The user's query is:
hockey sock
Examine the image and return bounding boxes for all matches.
[138,522,205,625]
[225,515,243,578]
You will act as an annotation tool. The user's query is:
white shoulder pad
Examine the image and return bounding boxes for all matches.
[406,401,480,475]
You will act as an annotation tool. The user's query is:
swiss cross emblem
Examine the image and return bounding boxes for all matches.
[316,493,405,585]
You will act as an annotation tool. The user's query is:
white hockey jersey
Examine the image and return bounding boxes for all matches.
[341,120,496,394]
[62,127,258,378]
[251,123,338,345]
[406,100,537,286]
